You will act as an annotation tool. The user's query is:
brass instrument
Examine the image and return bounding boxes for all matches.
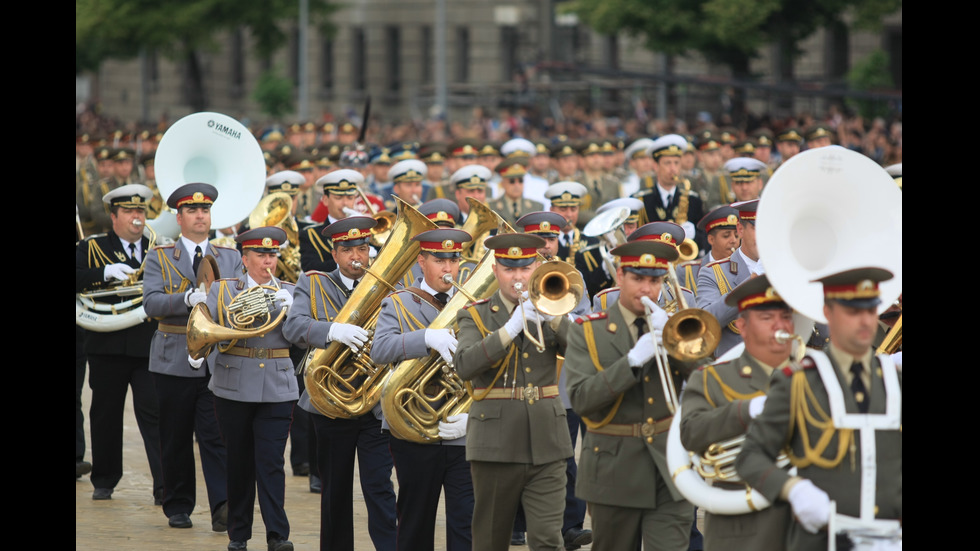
[250,192,301,283]
[304,199,437,419]
[677,238,698,262]
[660,264,721,364]
[380,249,499,443]
[186,268,288,360]
[343,204,397,249]
[876,313,902,355]
[515,260,585,353]
[460,197,509,265]
[582,206,630,287]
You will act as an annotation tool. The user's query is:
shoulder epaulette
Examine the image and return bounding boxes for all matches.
[782,356,815,376]
[705,257,730,269]
[467,297,491,307]
[82,232,108,243]
[304,269,330,277]
[212,244,237,251]
[576,311,608,325]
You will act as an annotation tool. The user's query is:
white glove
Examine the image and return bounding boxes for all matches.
[328,323,369,352]
[787,479,831,534]
[274,288,293,308]
[425,328,458,363]
[628,332,657,368]
[749,395,767,419]
[187,354,205,370]
[890,351,902,369]
[503,302,527,339]
[681,221,696,240]
[184,289,207,308]
[648,303,669,333]
[437,413,468,440]
[104,263,136,282]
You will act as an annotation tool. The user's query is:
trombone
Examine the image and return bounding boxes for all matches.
[513,261,585,353]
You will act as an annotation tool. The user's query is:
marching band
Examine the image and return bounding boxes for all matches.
[77,117,902,551]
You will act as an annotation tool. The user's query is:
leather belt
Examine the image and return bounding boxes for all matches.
[158,323,187,334]
[475,385,559,401]
[223,346,290,359]
[587,416,673,438]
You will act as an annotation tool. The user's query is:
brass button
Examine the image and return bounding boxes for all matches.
[522,352,529,359]
[525,367,532,373]
[593,446,599,452]
[259,363,265,368]
[647,417,654,424]
[647,397,654,404]
[480,413,485,419]
[643,376,650,382]
[646,436,654,444]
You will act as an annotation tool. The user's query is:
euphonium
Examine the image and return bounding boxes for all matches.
[460,197,509,264]
[380,249,499,443]
[304,199,437,419]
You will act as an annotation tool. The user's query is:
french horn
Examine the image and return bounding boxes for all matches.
[304,199,437,419]
[380,248,499,443]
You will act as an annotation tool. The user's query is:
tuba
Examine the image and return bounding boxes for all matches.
[380,249,499,443]
[154,112,266,231]
[249,191,302,283]
[460,197,509,265]
[304,199,437,419]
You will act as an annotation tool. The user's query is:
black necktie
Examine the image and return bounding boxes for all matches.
[193,245,203,275]
[850,362,869,413]
[634,317,648,340]
[434,292,449,306]
[512,201,520,217]
[665,193,673,205]
[128,243,137,261]
[351,279,359,291]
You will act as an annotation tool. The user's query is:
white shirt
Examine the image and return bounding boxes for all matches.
[419,276,455,300]
[338,272,362,293]
[118,236,141,263]
[179,236,210,259]
[657,182,678,206]
[738,247,764,275]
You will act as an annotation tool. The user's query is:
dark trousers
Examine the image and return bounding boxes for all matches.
[312,413,396,551]
[153,373,227,517]
[513,408,587,535]
[87,354,163,496]
[214,398,294,543]
[390,438,473,551]
[288,346,310,471]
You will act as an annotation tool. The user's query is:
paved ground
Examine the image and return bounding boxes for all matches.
[77,369,600,551]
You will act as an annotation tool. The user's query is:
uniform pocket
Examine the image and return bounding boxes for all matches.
[213,354,243,391]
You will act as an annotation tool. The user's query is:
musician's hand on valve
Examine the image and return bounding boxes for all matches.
[628,332,657,368]
[788,479,830,533]
[425,328,457,363]
[503,303,527,339]
[437,413,468,440]
[184,289,207,308]
[104,263,136,282]
[187,354,205,370]
[748,395,767,418]
[328,323,369,352]
[274,288,293,308]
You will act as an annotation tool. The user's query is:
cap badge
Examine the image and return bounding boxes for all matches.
[442,240,454,249]
[508,246,521,257]
[192,192,205,202]
[261,237,273,247]
[540,221,551,231]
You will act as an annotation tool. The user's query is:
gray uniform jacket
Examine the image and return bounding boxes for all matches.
[206,275,298,403]
[282,269,352,414]
[696,249,753,357]
[680,352,791,551]
[454,292,574,465]
[143,242,243,377]
[564,300,694,509]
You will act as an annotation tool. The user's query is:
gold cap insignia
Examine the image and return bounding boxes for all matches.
[261,237,273,247]
[442,240,454,249]
[508,246,521,257]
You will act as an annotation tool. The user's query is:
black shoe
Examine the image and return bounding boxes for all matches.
[227,541,247,551]
[267,538,293,551]
[212,502,229,532]
[92,488,113,500]
[309,474,322,494]
[511,531,526,546]
[76,460,92,479]
[563,527,593,549]
[292,462,310,476]
[168,513,193,529]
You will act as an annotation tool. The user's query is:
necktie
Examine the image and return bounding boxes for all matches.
[193,245,203,275]
[434,292,449,306]
[850,362,869,413]
[351,279,359,291]
[634,317,648,340]
[128,243,137,261]
[665,193,673,206]
[512,201,520,218]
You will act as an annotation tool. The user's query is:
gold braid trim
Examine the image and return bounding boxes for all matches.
[308,274,339,322]
[719,173,733,204]
[786,371,853,469]
[389,293,427,333]
[683,265,698,295]
[674,179,691,225]
[308,227,331,262]
[702,364,765,408]
[710,263,740,335]
[463,305,517,401]
[87,240,114,268]
[154,248,191,294]
[579,320,625,429]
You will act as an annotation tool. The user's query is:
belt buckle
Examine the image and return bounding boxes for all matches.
[255,348,267,359]
[522,386,537,401]
[640,423,656,438]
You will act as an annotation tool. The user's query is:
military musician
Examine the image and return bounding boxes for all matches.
[142,182,238,531]
[75,184,164,504]
[282,216,397,551]
[545,181,598,263]
[736,268,902,551]
[679,275,794,550]
[454,233,575,551]
[639,134,706,254]
[297,169,365,274]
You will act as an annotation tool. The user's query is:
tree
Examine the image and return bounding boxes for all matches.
[253,69,295,119]
[564,0,901,122]
[76,0,339,112]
